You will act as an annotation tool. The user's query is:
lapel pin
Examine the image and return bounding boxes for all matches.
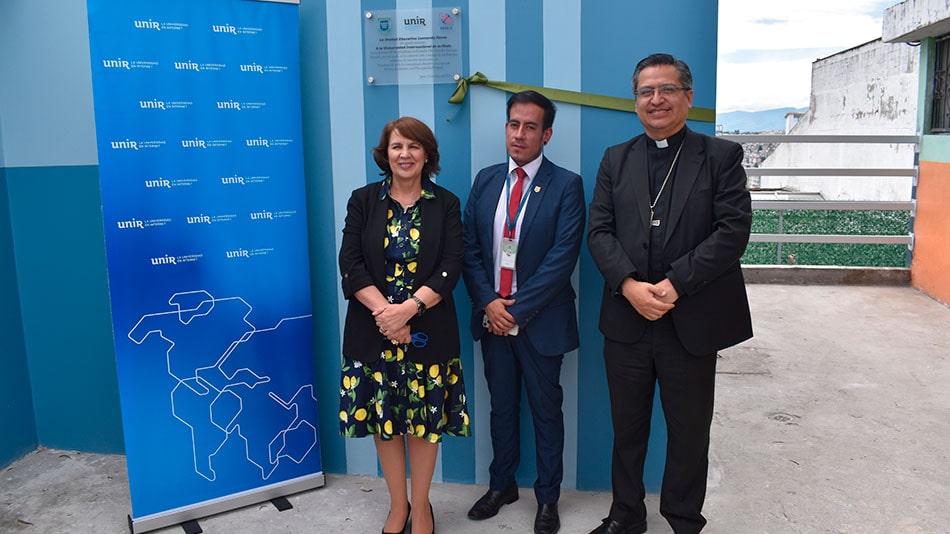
[534,185,541,193]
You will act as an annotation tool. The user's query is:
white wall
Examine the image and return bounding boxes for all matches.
[760,39,919,201]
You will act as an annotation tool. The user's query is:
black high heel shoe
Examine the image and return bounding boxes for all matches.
[382,503,410,534]
[427,503,435,534]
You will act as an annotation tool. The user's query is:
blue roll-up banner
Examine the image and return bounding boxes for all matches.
[86,1,323,531]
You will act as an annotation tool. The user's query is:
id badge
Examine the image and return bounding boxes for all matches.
[500,237,518,269]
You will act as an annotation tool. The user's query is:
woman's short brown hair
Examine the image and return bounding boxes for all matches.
[372,116,441,179]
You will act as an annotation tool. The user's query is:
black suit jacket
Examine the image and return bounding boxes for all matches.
[339,179,462,364]
[587,128,753,355]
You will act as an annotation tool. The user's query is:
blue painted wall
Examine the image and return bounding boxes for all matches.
[0,0,720,494]
[5,165,123,453]
[0,167,38,467]
[0,0,122,462]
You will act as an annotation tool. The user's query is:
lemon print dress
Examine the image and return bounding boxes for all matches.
[338,178,470,443]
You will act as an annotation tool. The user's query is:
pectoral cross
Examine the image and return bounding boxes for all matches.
[650,208,660,227]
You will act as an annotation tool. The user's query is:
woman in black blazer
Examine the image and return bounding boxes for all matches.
[338,116,470,534]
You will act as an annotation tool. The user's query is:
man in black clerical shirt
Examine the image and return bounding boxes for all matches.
[586,53,753,534]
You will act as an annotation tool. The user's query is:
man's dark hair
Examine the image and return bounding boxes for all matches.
[506,90,557,130]
[632,53,693,92]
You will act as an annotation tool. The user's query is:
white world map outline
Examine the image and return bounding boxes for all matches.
[127,290,318,482]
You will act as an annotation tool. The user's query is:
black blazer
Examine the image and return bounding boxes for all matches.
[339,180,463,364]
[587,128,753,355]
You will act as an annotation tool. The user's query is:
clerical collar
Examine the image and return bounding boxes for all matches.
[649,127,687,149]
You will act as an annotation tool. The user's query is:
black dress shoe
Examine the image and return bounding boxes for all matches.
[588,517,647,534]
[466,481,519,520]
[534,502,560,534]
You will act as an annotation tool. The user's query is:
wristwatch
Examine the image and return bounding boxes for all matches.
[410,295,426,316]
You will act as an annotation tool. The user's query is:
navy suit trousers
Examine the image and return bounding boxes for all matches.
[481,332,564,504]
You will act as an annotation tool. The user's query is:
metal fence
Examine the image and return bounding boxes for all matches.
[719,134,919,266]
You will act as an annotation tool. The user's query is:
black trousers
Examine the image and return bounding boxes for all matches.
[603,316,717,534]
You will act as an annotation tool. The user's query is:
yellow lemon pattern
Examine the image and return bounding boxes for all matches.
[381,186,425,303]
[338,178,467,442]
[338,353,470,443]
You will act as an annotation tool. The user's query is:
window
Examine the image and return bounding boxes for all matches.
[933,35,950,132]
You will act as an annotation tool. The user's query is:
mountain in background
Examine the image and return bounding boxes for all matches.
[716,107,808,133]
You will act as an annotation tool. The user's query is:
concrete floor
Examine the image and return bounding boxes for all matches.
[2,284,950,533]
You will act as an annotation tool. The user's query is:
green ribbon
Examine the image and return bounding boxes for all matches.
[448,71,716,123]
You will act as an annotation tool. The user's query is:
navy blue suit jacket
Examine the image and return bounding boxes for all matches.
[462,156,585,356]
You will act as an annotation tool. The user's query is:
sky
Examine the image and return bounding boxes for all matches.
[716,0,898,113]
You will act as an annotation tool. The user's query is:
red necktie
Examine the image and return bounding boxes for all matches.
[498,167,526,297]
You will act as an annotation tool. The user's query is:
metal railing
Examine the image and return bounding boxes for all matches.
[718,134,919,265]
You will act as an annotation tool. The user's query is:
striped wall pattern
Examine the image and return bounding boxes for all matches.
[303,0,719,491]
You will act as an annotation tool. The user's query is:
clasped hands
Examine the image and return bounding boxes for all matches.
[484,297,517,336]
[373,301,414,345]
[622,277,679,321]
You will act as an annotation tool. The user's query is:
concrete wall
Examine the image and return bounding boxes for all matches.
[884,0,950,305]
[760,39,918,201]
[913,158,950,305]
[883,0,950,42]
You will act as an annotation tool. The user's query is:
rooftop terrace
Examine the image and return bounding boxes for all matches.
[2,284,948,533]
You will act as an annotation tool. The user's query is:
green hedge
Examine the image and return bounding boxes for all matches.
[741,210,911,267]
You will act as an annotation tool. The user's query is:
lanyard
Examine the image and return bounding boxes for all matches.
[504,171,531,236]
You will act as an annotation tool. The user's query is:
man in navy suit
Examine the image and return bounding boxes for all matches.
[462,91,585,534]
[587,54,753,534]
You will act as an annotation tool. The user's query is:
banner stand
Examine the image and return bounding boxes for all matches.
[86,1,325,532]
[128,472,325,534]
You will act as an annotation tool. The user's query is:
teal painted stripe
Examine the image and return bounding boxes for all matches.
[921,136,950,163]
[576,1,721,492]
[0,121,5,167]
[6,165,123,454]
[577,2,638,493]
[300,0,347,475]
[0,167,38,467]
[504,0,547,493]
[506,0,544,88]
[432,0,476,485]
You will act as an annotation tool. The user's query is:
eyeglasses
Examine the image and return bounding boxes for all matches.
[635,84,689,99]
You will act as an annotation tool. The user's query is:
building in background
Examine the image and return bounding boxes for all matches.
[883,0,950,304]
[759,38,919,201]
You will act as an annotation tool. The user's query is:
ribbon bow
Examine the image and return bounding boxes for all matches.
[449,71,489,104]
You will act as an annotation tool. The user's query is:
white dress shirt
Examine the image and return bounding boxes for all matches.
[492,154,543,294]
